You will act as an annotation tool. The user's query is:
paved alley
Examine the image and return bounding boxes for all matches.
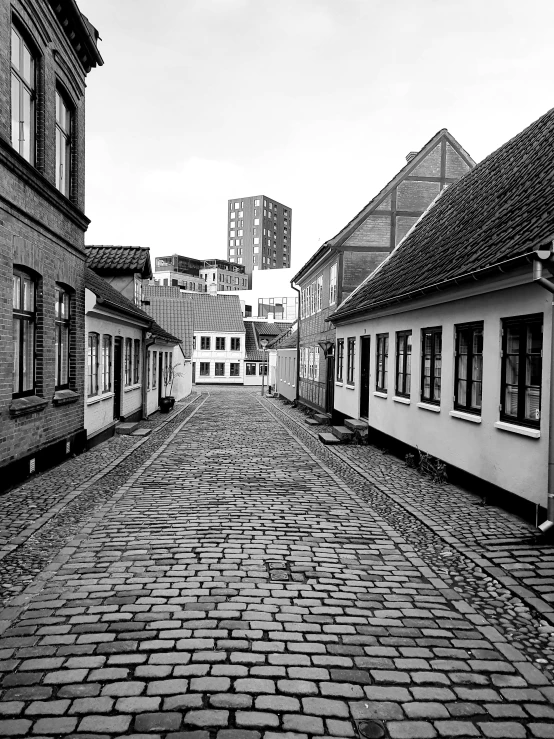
[0,389,553,738]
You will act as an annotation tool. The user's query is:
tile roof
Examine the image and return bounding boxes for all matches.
[293,129,474,283]
[271,324,298,350]
[190,293,245,333]
[245,321,292,360]
[148,322,181,345]
[146,297,194,359]
[85,267,152,323]
[330,108,554,322]
[143,285,182,299]
[86,246,152,278]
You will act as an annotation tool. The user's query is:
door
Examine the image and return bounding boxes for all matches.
[192,362,196,385]
[360,335,371,419]
[325,353,335,414]
[113,338,122,420]
[158,353,164,404]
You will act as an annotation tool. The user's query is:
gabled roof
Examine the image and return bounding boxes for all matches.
[85,267,152,324]
[148,322,181,345]
[147,297,194,359]
[330,108,554,322]
[86,246,152,278]
[190,294,245,333]
[245,321,292,360]
[270,323,298,350]
[293,128,474,283]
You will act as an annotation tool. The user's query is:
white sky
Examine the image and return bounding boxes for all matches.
[78,0,554,273]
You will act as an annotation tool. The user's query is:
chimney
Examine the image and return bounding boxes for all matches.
[406,151,418,163]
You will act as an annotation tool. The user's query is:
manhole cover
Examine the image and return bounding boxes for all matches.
[355,719,386,739]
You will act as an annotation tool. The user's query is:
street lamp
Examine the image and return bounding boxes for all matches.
[260,338,269,396]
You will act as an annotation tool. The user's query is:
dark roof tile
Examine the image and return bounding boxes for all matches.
[86,245,152,278]
[85,267,152,323]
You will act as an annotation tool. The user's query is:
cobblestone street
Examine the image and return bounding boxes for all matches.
[1,388,553,738]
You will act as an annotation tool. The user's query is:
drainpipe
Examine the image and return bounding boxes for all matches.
[533,253,554,532]
[143,328,154,420]
[291,281,301,403]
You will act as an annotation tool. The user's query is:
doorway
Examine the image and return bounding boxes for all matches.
[325,352,335,414]
[158,353,164,405]
[113,338,122,420]
[360,335,371,419]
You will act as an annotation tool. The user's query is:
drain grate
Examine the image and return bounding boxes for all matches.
[355,719,387,739]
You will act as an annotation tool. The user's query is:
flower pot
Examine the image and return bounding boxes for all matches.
[159,396,172,413]
[168,396,175,409]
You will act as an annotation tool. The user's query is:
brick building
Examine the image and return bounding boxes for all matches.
[291,129,475,415]
[0,0,102,490]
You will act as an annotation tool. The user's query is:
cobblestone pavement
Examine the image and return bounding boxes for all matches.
[0,388,553,738]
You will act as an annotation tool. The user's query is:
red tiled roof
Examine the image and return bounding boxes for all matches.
[85,267,151,323]
[330,108,554,322]
[86,245,152,278]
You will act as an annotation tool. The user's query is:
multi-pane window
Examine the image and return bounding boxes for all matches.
[200,336,211,350]
[55,286,70,390]
[55,90,72,196]
[231,337,240,350]
[88,332,99,396]
[395,331,412,397]
[125,338,132,385]
[199,362,210,376]
[454,323,483,413]
[216,337,225,350]
[336,339,344,382]
[316,275,323,311]
[346,338,356,385]
[314,347,320,382]
[215,362,225,376]
[501,315,542,427]
[246,363,256,375]
[329,263,337,304]
[102,335,112,392]
[376,334,389,392]
[133,340,140,384]
[421,328,442,404]
[11,25,35,163]
[152,351,157,388]
[230,363,240,377]
[13,269,36,397]
[147,350,151,390]
[258,363,267,376]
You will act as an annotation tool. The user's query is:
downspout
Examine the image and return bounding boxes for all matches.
[533,255,554,532]
[142,328,153,420]
[291,281,301,403]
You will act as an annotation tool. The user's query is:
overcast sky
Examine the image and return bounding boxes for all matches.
[78,0,554,273]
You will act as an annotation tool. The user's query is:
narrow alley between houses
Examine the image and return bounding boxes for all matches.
[0,388,553,739]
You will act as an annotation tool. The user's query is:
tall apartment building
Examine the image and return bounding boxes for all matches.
[227,196,292,278]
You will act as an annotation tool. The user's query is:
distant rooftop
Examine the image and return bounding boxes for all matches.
[86,245,152,279]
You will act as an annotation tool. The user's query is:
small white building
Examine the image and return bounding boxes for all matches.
[244,319,293,387]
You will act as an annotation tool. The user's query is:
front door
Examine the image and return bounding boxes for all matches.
[360,335,371,419]
[325,353,335,414]
[113,338,122,420]
[158,353,164,404]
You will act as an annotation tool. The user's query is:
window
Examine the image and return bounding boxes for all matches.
[258,363,267,376]
[231,337,240,351]
[454,323,483,413]
[395,331,412,398]
[501,315,542,427]
[336,339,344,382]
[102,335,112,392]
[152,351,157,388]
[329,263,337,304]
[246,363,256,375]
[346,338,356,385]
[87,333,99,396]
[308,348,314,380]
[11,25,35,163]
[147,350,150,390]
[376,334,389,392]
[200,362,210,376]
[133,340,140,384]
[54,286,70,390]
[216,337,226,351]
[125,338,132,385]
[13,269,36,397]
[230,363,240,377]
[314,347,320,382]
[230,211,236,220]
[215,362,225,376]
[421,328,442,404]
[200,336,211,350]
[55,89,72,196]
[316,276,323,312]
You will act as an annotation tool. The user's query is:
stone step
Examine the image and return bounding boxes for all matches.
[313,413,331,425]
[116,422,140,435]
[318,432,341,445]
[344,418,369,434]
[331,425,354,442]
[131,428,152,438]
[305,419,320,427]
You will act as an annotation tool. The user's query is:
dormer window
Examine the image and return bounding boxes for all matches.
[11,25,36,164]
[55,89,72,196]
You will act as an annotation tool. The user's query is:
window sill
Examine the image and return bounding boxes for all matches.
[373,391,387,399]
[393,396,411,405]
[450,410,481,424]
[345,384,355,391]
[494,421,540,439]
[52,389,80,406]
[417,402,441,413]
[335,381,343,387]
[9,395,48,417]
[124,384,141,393]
